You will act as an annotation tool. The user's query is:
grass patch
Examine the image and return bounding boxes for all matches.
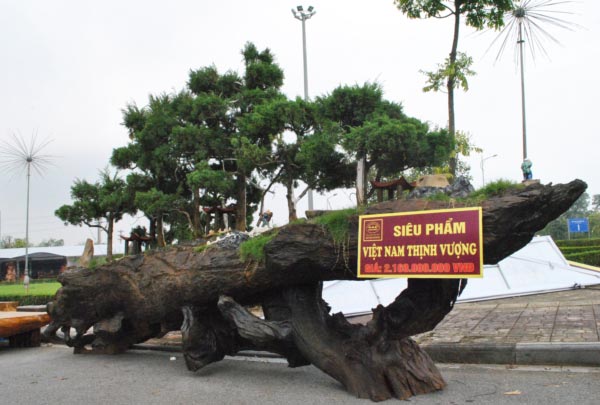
[312,208,360,244]
[421,179,525,206]
[193,244,212,254]
[469,179,524,202]
[86,253,124,269]
[0,281,60,306]
[239,231,278,262]
[0,282,61,297]
[425,192,452,202]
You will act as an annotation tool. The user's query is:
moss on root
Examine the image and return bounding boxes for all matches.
[312,208,361,245]
[239,231,279,262]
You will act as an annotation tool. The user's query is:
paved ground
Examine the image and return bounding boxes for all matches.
[416,286,600,345]
[2,287,600,403]
[1,345,599,404]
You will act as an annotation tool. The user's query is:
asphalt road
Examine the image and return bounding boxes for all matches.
[1,345,599,404]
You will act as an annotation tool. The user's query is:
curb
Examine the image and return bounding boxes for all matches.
[133,341,600,367]
[422,342,600,367]
[515,342,600,367]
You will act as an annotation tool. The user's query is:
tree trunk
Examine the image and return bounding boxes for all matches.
[235,172,247,231]
[106,217,114,261]
[45,180,586,401]
[356,156,366,206]
[285,179,298,222]
[447,4,462,179]
[148,215,157,248]
[156,215,166,247]
[193,187,201,238]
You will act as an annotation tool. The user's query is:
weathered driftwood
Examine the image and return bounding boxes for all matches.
[0,311,50,347]
[44,180,586,401]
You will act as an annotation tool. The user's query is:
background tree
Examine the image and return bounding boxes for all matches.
[37,238,65,247]
[318,83,453,205]
[539,192,590,240]
[239,96,353,221]
[0,236,30,249]
[406,130,482,181]
[55,168,134,259]
[589,195,600,239]
[228,43,285,230]
[344,113,453,186]
[591,194,600,212]
[394,0,514,177]
[112,93,190,244]
[114,43,283,235]
[317,83,388,206]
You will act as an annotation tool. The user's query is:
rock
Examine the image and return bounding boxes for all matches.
[415,174,450,188]
[211,231,250,249]
[408,176,474,199]
[79,238,94,268]
[446,176,475,198]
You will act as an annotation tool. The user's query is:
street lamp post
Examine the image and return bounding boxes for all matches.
[480,154,498,187]
[0,133,53,283]
[326,193,337,210]
[292,5,316,210]
[24,157,32,282]
[517,17,528,161]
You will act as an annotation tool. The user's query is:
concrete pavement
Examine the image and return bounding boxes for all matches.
[414,285,600,366]
[1,345,599,404]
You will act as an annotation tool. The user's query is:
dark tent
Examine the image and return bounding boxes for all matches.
[1,252,67,281]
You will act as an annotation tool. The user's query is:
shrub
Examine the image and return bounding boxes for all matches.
[563,250,600,267]
[557,246,599,254]
[0,295,54,306]
[555,238,600,248]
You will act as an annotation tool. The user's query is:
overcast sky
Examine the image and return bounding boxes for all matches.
[0,0,598,249]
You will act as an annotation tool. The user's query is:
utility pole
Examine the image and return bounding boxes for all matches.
[292,5,316,210]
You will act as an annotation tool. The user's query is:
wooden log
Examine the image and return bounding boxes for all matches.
[0,311,51,348]
[9,329,42,347]
[0,301,19,311]
[44,180,586,401]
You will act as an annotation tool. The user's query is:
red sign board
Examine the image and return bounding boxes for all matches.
[357,207,483,278]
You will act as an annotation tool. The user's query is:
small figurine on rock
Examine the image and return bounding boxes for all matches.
[257,209,273,228]
[521,158,533,181]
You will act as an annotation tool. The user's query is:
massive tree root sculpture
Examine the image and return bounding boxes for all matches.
[44,180,586,401]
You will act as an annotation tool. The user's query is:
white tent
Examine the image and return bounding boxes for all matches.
[323,236,600,317]
[0,244,121,260]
